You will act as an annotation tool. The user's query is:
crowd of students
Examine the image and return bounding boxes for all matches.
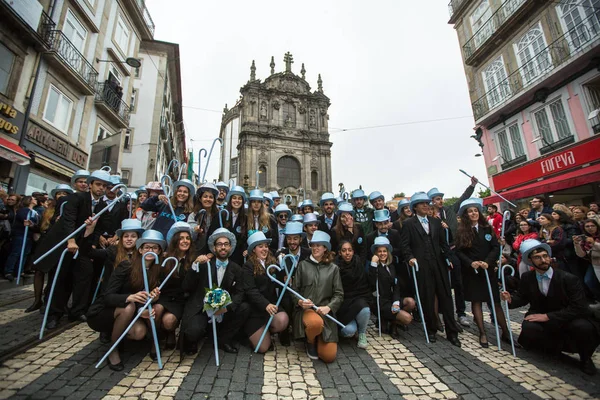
[2,170,599,376]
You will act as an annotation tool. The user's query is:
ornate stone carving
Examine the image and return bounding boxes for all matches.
[309,110,316,128]
[272,100,280,110]
[310,152,319,168]
[260,101,267,119]
[298,105,306,114]
[258,147,268,162]
[283,148,295,154]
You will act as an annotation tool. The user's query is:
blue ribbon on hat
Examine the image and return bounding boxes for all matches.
[216,260,229,269]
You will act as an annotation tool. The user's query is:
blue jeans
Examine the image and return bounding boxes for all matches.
[4,235,31,276]
[340,307,370,337]
[584,264,600,301]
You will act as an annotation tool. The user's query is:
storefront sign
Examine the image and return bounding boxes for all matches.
[26,123,88,168]
[0,101,25,138]
[492,136,600,191]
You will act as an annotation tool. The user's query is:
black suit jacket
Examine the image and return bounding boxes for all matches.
[368,262,402,305]
[97,198,128,237]
[455,225,499,278]
[182,259,245,320]
[318,213,338,236]
[366,229,403,263]
[242,261,277,311]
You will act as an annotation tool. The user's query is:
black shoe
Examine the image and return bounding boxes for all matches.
[280,330,291,346]
[428,333,437,343]
[46,317,59,330]
[501,334,521,348]
[5,274,14,282]
[108,361,124,372]
[68,314,87,322]
[100,332,111,344]
[221,343,238,354]
[479,335,489,348]
[448,336,461,347]
[305,341,318,360]
[25,301,43,313]
[149,348,158,361]
[581,358,597,376]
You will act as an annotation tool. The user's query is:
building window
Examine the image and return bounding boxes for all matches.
[43,85,73,133]
[130,89,137,112]
[556,0,600,51]
[124,129,132,151]
[64,10,87,53]
[470,0,492,47]
[97,125,110,141]
[583,78,600,133]
[515,23,552,85]
[230,157,238,177]
[496,123,526,163]
[482,56,511,108]
[0,44,15,95]
[277,156,300,188]
[533,99,573,145]
[114,15,130,54]
[282,102,295,127]
[120,169,130,185]
[134,60,142,78]
[311,170,318,191]
[258,165,267,187]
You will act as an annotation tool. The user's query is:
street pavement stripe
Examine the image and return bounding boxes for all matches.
[0,323,97,399]
[366,328,458,399]
[104,347,198,399]
[262,339,324,399]
[458,329,593,399]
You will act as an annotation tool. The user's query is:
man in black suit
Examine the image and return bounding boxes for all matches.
[181,228,249,354]
[501,240,599,375]
[400,192,462,346]
[34,170,111,328]
[317,193,338,236]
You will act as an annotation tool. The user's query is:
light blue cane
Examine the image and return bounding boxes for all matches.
[228,179,235,189]
[59,201,67,217]
[91,266,104,305]
[254,254,298,352]
[218,209,229,228]
[197,149,207,184]
[266,264,346,328]
[166,159,179,177]
[160,176,178,223]
[474,267,502,350]
[201,138,223,184]
[501,264,516,356]
[177,163,187,181]
[16,210,34,285]
[459,169,516,208]
[498,210,511,279]
[412,261,430,343]
[40,248,79,339]
[141,251,163,369]
[206,260,220,366]
[95,257,179,369]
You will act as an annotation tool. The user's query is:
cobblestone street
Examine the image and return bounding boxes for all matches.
[0,282,597,399]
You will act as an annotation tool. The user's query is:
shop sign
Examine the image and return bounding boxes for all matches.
[492,136,600,191]
[0,101,25,138]
[25,123,88,168]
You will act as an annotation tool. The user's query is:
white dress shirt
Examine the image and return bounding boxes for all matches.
[536,267,554,296]
[419,216,429,234]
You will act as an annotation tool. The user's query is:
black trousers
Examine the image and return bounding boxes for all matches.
[448,253,466,317]
[49,254,93,318]
[519,318,600,361]
[183,302,250,345]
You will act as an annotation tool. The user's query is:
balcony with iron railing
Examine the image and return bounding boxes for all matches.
[472,13,600,122]
[44,30,99,95]
[463,0,538,65]
[123,0,155,39]
[448,0,470,23]
[95,83,131,129]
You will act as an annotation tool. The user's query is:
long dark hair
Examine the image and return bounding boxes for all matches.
[333,213,360,244]
[456,207,489,249]
[165,231,195,274]
[248,248,277,276]
[226,197,247,232]
[115,232,139,269]
[129,250,162,291]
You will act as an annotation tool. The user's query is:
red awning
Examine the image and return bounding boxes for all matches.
[0,137,30,166]
[484,163,600,205]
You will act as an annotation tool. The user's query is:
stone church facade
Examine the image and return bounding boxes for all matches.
[218,53,332,207]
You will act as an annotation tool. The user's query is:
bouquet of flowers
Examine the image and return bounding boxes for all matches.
[203,287,232,323]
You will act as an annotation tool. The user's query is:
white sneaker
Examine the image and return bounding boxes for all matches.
[458,316,470,327]
[357,333,368,349]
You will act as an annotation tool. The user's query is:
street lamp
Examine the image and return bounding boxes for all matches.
[531,136,555,151]
[492,154,505,162]
[96,57,142,68]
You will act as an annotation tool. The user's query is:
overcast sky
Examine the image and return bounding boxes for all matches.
[145,0,489,200]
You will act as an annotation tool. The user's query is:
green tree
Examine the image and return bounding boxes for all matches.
[478,188,491,198]
[393,192,406,198]
[443,197,460,207]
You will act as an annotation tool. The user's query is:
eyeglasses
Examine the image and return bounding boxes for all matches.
[214,242,231,248]
[142,245,160,251]
[278,214,288,219]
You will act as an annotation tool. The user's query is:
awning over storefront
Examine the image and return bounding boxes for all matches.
[484,163,600,205]
[0,137,30,165]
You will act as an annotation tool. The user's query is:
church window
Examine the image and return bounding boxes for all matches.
[277,156,301,188]
[311,170,318,191]
[258,165,267,187]
[282,102,295,127]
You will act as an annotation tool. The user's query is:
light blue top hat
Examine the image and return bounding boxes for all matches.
[128,192,137,201]
[427,187,444,199]
[310,230,331,251]
[319,192,337,207]
[87,170,111,185]
[136,186,147,196]
[336,201,355,216]
[247,231,272,253]
[373,209,390,222]
[116,219,145,237]
[269,191,281,200]
[369,191,384,203]
[108,175,121,186]
[351,189,367,200]
[335,196,344,204]
[302,199,314,209]
[226,185,247,203]
[71,169,90,185]
[283,221,305,237]
[51,184,73,199]
[175,179,197,198]
[136,229,167,250]
[264,193,274,207]
[410,192,430,212]
[398,199,410,210]
[371,236,393,255]
[303,212,319,225]
[298,201,304,210]
[208,227,237,257]
[249,189,264,202]
[216,181,229,193]
[166,221,193,243]
[274,204,292,218]
[458,197,484,217]
[290,214,303,222]
[520,239,552,266]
